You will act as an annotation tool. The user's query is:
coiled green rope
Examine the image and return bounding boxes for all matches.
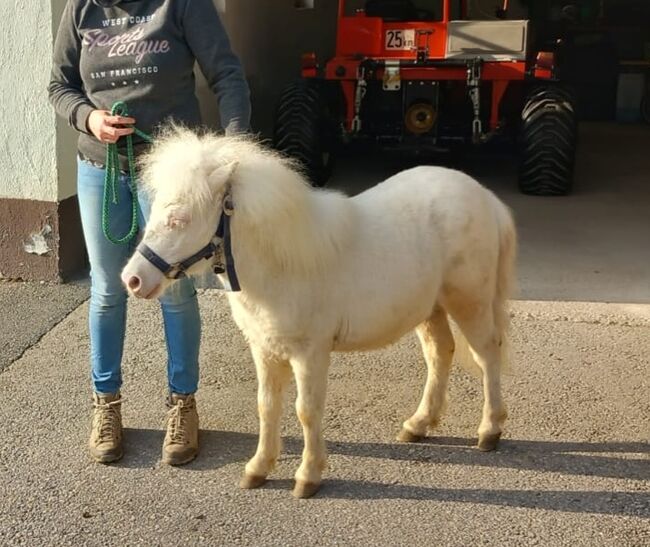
[102,101,154,244]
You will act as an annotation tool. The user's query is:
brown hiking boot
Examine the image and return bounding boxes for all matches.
[89,392,123,463]
[162,393,199,465]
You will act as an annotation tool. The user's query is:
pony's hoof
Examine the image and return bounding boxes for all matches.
[477,433,501,452]
[292,480,321,499]
[240,474,267,489]
[396,429,423,443]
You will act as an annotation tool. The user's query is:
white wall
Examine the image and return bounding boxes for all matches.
[0,0,59,202]
[51,0,80,201]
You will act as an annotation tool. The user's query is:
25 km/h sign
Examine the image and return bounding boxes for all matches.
[385,29,416,50]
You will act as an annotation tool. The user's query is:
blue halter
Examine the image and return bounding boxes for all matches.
[136,192,241,292]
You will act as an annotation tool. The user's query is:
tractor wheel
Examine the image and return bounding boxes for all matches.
[273,80,338,187]
[518,86,577,196]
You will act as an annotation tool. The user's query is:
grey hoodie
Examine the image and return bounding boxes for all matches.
[49,0,251,169]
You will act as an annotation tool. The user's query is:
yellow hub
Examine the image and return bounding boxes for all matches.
[405,103,437,134]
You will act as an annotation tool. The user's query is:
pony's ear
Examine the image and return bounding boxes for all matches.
[208,161,239,189]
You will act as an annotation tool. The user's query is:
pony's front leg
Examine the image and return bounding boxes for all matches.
[240,346,292,489]
[290,349,330,499]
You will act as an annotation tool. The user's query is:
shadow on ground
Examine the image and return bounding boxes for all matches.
[274,480,648,517]
[117,428,649,517]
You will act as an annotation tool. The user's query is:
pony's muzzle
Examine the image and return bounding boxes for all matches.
[121,254,166,299]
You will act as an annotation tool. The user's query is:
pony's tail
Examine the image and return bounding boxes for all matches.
[453,199,517,377]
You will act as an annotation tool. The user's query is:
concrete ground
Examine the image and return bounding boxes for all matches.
[0,279,88,372]
[0,123,648,546]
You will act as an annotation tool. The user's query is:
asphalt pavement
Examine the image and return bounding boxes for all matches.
[0,295,647,546]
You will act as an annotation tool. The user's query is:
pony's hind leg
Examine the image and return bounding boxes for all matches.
[450,304,507,452]
[241,346,292,489]
[398,305,455,443]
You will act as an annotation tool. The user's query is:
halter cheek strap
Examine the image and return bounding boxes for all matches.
[215,195,240,292]
[136,191,241,291]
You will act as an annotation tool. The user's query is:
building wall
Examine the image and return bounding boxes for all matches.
[51,0,82,202]
[0,0,85,281]
[0,0,58,202]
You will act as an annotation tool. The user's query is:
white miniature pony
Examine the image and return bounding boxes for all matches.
[122,127,517,499]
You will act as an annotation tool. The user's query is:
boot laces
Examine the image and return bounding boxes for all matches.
[93,399,121,442]
[167,399,191,444]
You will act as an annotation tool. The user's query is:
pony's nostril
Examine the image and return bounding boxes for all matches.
[128,275,142,291]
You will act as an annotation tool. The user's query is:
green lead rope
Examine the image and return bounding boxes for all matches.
[102,101,154,245]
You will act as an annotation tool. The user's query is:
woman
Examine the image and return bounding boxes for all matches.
[48,0,250,465]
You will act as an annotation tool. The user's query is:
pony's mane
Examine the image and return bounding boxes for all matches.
[140,126,355,276]
[139,125,300,210]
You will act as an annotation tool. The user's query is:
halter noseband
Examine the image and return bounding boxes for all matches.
[136,191,241,292]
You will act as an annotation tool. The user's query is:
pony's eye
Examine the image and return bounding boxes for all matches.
[171,218,187,229]
[161,203,190,230]
[165,213,189,230]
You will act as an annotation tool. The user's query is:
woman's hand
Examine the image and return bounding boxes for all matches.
[87,109,135,143]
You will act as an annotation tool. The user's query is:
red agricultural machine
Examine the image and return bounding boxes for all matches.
[273,0,578,195]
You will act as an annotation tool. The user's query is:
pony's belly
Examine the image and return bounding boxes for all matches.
[333,301,434,352]
[331,269,441,352]
[333,324,413,352]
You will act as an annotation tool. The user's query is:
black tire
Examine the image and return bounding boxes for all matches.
[518,86,577,196]
[273,80,337,187]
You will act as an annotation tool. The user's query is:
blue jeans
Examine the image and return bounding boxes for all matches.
[77,158,201,395]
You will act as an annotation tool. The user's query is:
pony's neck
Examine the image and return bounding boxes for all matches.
[229,164,354,285]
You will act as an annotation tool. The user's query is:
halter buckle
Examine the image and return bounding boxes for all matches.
[166,264,187,280]
[223,192,234,216]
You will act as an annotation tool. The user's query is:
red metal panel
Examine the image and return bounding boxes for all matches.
[337,17,384,57]
[483,62,527,79]
[325,59,360,80]
[301,67,318,78]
